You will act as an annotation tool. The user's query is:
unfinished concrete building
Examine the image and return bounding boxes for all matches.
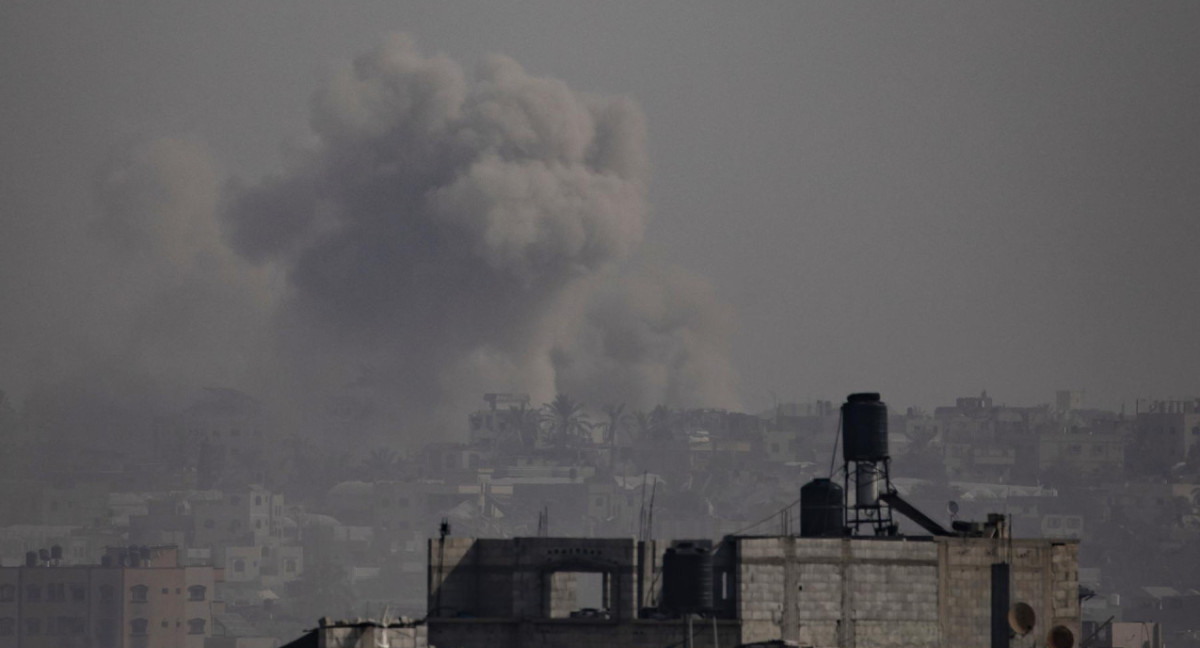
[427,533,1078,648]
[426,394,1080,648]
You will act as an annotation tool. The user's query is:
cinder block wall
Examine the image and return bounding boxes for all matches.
[941,539,1080,648]
[735,536,1079,648]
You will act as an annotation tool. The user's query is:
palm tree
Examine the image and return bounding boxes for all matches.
[601,403,632,468]
[541,393,592,449]
[502,403,541,450]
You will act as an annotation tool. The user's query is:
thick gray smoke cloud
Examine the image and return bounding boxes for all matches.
[2,34,737,446]
[221,34,738,435]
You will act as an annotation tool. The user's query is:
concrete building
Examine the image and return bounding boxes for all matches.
[1132,399,1200,473]
[426,534,1080,648]
[0,545,219,648]
[192,487,286,561]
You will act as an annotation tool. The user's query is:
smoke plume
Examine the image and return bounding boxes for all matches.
[3,34,738,446]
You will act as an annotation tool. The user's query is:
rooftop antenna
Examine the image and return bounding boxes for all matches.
[643,479,658,541]
[638,471,649,541]
[435,518,450,618]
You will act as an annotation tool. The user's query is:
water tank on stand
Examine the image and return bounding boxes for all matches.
[661,541,714,614]
[840,392,898,536]
[855,463,880,507]
[800,478,845,537]
[842,392,888,461]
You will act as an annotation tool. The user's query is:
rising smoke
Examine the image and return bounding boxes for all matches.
[4,34,739,446]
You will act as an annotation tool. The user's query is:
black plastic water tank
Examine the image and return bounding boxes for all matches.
[661,541,714,613]
[842,392,888,461]
[800,478,845,537]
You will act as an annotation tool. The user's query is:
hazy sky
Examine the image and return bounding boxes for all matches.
[3,1,1198,417]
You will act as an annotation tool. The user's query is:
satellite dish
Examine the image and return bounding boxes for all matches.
[1008,602,1036,636]
[1047,625,1074,648]
[948,501,959,518]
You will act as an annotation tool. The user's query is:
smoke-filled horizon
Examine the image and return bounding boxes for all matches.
[2,3,1199,432]
[0,34,739,443]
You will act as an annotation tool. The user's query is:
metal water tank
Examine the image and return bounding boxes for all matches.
[842,393,888,461]
[855,463,880,507]
[661,541,714,613]
[800,478,844,537]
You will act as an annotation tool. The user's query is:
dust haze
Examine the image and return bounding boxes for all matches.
[1,34,738,445]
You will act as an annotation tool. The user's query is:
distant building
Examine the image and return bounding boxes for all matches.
[1056,390,1084,413]
[1132,399,1200,473]
[0,545,218,648]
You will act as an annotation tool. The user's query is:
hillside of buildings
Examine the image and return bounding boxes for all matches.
[0,387,1198,646]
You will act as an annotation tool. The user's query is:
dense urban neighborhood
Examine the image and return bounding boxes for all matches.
[0,386,1197,646]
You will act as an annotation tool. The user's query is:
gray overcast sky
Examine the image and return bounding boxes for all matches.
[3,1,1199,415]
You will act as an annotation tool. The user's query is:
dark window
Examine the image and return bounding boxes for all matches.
[25,618,40,635]
[47,583,65,601]
[161,619,169,628]
[233,559,245,573]
[0,585,13,602]
[99,585,114,602]
[130,618,148,635]
[0,618,12,636]
[25,584,40,602]
[187,585,206,601]
[285,558,297,573]
[255,495,262,505]
[161,588,169,595]
[188,618,206,635]
[71,584,86,601]
[130,585,148,603]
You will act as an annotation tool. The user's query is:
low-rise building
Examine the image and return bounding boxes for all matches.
[427,533,1080,648]
[0,545,219,648]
